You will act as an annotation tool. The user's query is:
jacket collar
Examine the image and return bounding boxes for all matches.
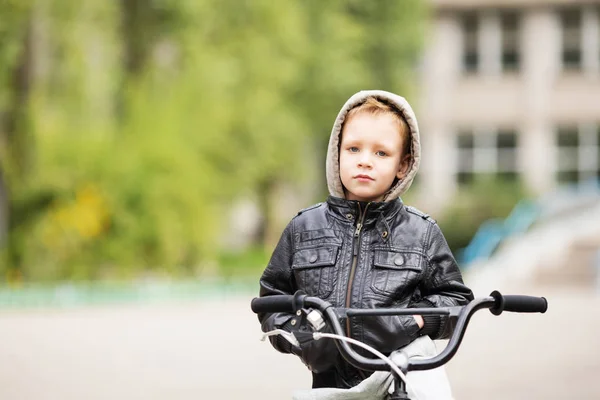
[326,196,404,227]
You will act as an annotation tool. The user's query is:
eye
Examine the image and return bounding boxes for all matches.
[348,146,359,153]
[376,150,387,157]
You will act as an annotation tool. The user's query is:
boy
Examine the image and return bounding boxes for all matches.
[257,90,473,393]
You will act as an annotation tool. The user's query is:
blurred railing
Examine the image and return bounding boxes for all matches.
[0,279,257,308]
[458,178,600,267]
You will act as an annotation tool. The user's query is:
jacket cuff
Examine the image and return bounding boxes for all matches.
[410,301,441,338]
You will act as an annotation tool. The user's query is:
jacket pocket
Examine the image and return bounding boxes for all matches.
[292,245,339,298]
[370,250,423,297]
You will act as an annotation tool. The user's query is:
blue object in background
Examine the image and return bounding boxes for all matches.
[459,178,600,268]
[458,200,539,267]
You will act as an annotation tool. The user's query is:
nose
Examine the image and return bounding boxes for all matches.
[357,153,373,169]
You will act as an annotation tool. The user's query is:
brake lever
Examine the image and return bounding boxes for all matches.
[260,329,300,347]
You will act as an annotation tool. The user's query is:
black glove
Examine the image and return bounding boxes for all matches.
[276,309,339,373]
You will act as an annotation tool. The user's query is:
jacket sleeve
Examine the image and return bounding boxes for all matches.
[411,222,474,339]
[257,222,296,352]
[257,220,339,373]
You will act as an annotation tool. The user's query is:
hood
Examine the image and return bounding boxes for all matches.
[325,90,421,202]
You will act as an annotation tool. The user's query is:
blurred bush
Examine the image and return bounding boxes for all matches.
[437,177,530,257]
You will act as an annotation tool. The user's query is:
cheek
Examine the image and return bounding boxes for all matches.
[339,157,350,178]
[382,159,401,177]
[338,155,354,185]
[339,153,350,171]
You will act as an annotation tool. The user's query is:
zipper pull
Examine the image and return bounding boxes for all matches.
[353,222,362,255]
[354,222,363,238]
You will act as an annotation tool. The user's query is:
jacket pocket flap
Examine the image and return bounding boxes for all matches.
[300,228,338,242]
[297,229,342,247]
[292,246,339,269]
[373,251,423,271]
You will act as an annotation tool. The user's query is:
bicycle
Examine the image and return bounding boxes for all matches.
[251,290,548,400]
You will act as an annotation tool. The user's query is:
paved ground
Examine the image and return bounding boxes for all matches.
[0,284,598,399]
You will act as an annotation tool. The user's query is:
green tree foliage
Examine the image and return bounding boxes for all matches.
[0,0,427,281]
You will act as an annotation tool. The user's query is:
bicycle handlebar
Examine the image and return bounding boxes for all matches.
[251,290,547,373]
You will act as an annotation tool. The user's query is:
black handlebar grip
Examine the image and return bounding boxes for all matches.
[251,295,295,314]
[251,292,308,314]
[490,291,548,315]
[502,295,548,313]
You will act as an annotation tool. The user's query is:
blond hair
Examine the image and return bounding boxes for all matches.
[344,97,411,157]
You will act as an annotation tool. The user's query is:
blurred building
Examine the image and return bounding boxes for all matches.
[419,0,600,212]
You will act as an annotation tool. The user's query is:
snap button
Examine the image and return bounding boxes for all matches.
[394,256,404,266]
[309,254,318,263]
[346,213,354,220]
[382,231,388,238]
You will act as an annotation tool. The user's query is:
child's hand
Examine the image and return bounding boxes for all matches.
[413,315,424,329]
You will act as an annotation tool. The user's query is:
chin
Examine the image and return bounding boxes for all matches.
[350,191,383,202]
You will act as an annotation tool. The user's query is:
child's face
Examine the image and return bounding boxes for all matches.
[339,112,410,203]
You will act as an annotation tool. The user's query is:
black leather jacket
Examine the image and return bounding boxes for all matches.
[257,196,473,388]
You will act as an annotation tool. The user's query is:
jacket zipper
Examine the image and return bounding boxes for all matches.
[345,202,369,336]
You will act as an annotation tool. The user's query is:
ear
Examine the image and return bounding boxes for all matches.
[396,154,412,180]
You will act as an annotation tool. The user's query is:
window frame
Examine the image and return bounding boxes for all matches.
[500,10,521,73]
[555,123,600,184]
[461,12,480,74]
[455,128,520,185]
[560,7,583,71]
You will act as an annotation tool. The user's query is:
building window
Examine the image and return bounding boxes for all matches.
[556,124,600,184]
[561,8,582,70]
[597,6,600,67]
[457,131,475,183]
[462,12,479,73]
[597,125,600,178]
[557,126,580,183]
[500,11,520,72]
[598,125,600,175]
[497,129,519,180]
[456,129,519,184]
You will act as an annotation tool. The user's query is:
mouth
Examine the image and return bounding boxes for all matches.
[354,174,374,181]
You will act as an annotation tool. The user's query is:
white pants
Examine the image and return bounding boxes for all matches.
[400,336,454,400]
[292,336,454,400]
